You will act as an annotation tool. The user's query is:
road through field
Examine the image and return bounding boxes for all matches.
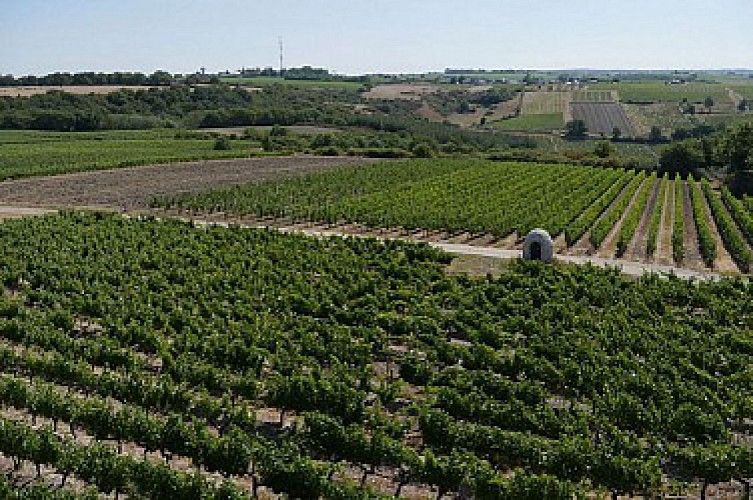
[172,216,723,280]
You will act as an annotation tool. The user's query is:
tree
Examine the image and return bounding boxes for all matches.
[564,120,588,139]
[719,122,753,172]
[269,125,289,136]
[411,142,435,158]
[737,99,749,112]
[648,126,664,143]
[213,137,231,150]
[659,141,705,176]
[594,141,614,158]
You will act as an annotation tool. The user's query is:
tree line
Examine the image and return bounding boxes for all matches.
[0,71,177,87]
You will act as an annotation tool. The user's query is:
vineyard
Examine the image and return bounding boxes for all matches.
[590,83,731,105]
[157,159,753,275]
[0,212,749,498]
[490,113,564,131]
[519,91,571,115]
[570,102,634,137]
[0,130,271,180]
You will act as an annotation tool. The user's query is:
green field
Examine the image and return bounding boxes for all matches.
[491,113,564,130]
[442,71,555,81]
[728,83,753,100]
[592,82,730,104]
[535,135,661,161]
[0,129,270,180]
[0,211,749,498]
[219,76,366,90]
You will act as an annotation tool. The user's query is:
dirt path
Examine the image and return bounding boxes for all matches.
[0,156,379,210]
[726,87,745,110]
[0,206,56,219]
[597,178,646,259]
[625,178,659,261]
[172,214,723,280]
[655,180,674,266]
[682,182,705,270]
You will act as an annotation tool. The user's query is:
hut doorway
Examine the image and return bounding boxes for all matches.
[529,241,542,261]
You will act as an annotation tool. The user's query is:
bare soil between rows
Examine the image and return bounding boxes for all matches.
[0,156,379,210]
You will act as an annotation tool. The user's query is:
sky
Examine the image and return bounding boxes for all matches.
[2,0,752,76]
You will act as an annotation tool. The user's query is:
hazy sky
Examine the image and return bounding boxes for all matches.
[2,0,752,75]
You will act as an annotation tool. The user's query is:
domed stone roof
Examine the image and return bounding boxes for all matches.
[522,228,554,263]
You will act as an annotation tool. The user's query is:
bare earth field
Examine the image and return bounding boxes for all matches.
[0,85,158,97]
[0,156,377,210]
[571,102,634,137]
[363,83,441,100]
[198,125,342,136]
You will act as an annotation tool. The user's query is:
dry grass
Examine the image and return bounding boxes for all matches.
[520,91,572,121]
[445,254,514,277]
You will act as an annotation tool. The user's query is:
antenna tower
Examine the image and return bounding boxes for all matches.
[278,37,284,75]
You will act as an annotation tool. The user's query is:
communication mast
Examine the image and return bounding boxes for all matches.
[278,37,284,76]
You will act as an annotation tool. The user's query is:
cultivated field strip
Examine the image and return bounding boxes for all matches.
[0,212,750,498]
[520,91,571,115]
[646,173,669,258]
[571,90,616,103]
[616,173,657,257]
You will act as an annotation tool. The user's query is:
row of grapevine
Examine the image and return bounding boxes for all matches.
[745,195,753,214]
[0,472,97,499]
[0,416,247,499]
[721,186,753,246]
[0,213,749,497]
[335,162,616,237]
[672,174,685,263]
[563,170,633,246]
[616,173,655,256]
[646,173,669,256]
[589,171,646,248]
[688,177,716,267]
[702,180,752,272]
